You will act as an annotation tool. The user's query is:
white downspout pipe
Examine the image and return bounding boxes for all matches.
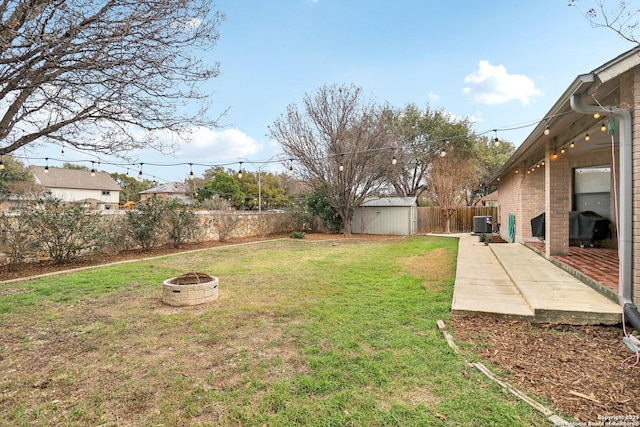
[570,77,639,330]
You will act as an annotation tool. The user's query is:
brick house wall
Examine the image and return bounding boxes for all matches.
[632,67,640,302]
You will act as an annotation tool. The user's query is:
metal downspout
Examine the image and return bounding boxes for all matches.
[570,84,640,330]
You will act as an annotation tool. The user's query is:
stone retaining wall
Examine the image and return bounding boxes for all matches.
[0,210,296,266]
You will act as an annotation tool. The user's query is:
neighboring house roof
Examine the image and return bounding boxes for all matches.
[359,197,417,207]
[481,190,498,201]
[139,182,189,195]
[493,45,640,181]
[31,166,121,191]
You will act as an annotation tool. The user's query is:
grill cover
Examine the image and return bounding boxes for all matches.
[530,211,611,241]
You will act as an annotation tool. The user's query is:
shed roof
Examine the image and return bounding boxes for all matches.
[360,197,417,207]
[31,166,121,191]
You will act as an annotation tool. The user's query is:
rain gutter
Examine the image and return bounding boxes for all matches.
[570,73,640,330]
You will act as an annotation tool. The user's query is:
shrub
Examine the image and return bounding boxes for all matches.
[97,214,133,255]
[0,210,39,267]
[165,199,201,247]
[126,196,168,250]
[289,231,306,239]
[24,196,102,263]
[286,201,315,232]
[305,193,343,233]
[212,212,240,242]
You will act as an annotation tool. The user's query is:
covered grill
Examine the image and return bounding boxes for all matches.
[530,211,611,247]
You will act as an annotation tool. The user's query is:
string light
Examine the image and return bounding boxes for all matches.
[189,163,195,181]
[440,140,447,157]
[91,161,96,177]
[569,141,575,148]
[594,113,600,119]
[288,159,294,176]
[44,158,49,173]
[237,162,243,179]
[560,147,566,154]
[601,123,607,132]
[391,156,397,165]
[585,133,590,141]
[552,152,558,160]
[493,129,500,146]
[4,108,598,182]
[339,155,344,172]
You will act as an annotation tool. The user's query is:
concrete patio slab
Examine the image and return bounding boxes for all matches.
[449,233,622,325]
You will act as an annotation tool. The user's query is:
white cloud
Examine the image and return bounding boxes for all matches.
[427,91,441,103]
[466,111,484,124]
[463,61,541,105]
[176,127,263,161]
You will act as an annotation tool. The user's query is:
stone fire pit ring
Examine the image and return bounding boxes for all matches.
[162,272,219,307]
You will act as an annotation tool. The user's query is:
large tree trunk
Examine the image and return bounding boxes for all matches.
[442,208,455,234]
[339,210,353,236]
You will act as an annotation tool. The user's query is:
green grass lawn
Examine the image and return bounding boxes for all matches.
[0,236,548,426]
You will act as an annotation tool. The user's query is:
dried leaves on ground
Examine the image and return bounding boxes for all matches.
[451,316,640,423]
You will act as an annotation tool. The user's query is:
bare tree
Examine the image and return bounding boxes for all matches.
[270,84,395,235]
[387,104,475,198]
[0,0,224,156]
[570,0,640,44]
[423,150,476,233]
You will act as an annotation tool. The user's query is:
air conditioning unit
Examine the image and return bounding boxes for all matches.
[473,216,493,234]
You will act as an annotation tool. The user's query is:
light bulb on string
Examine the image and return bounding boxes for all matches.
[391,156,397,165]
[288,159,294,176]
[339,155,344,172]
[585,133,590,141]
[237,162,243,179]
[44,158,49,173]
[594,113,600,119]
[91,161,96,177]
[189,163,195,181]
[493,130,500,147]
[570,141,575,148]
[138,163,143,180]
[560,147,566,154]
[601,123,607,132]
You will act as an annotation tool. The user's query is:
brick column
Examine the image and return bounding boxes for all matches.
[545,138,570,257]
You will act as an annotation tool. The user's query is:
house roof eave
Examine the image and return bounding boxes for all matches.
[490,46,640,184]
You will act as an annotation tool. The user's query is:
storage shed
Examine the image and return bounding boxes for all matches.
[352,197,417,236]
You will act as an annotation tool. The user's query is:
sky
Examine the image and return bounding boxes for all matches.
[25,0,637,183]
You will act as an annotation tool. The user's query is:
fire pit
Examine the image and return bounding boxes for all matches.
[162,272,219,306]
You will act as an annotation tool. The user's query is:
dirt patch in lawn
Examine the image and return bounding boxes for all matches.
[397,248,455,291]
[4,233,637,423]
[451,316,640,423]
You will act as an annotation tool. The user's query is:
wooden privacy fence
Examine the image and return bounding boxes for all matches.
[417,206,498,233]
